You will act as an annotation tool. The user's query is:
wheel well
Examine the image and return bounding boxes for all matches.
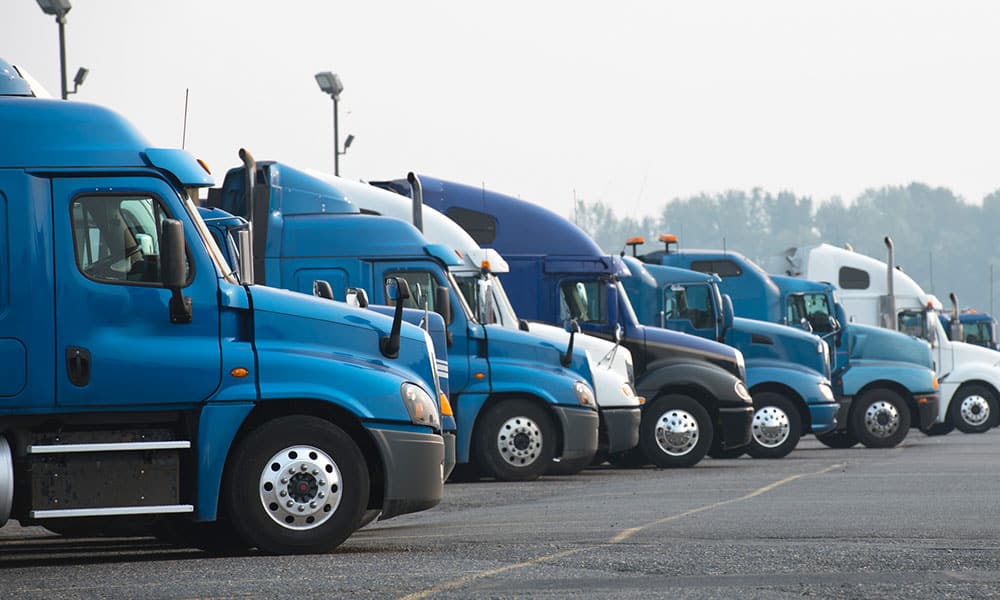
[223,399,385,513]
[853,380,920,427]
[749,382,810,433]
[474,393,565,459]
[953,380,999,401]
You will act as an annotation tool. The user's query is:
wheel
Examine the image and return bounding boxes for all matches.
[606,447,647,468]
[473,399,556,481]
[815,429,858,449]
[921,421,955,436]
[153,519,249,554]
[545,455,591,476]
[224,415,369,555]
[850,388,910,448]
[745,392,802,459]
[638,394,712,468]
[949,384,998,434]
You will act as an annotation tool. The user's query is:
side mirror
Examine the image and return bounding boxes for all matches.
[721,294,735,330]
[614,323,624,344]
[313,280,335,300]
[799,317,813,333]
[381,277,411,359]
[828,316,841,332]
[235,227,254,285]
[413,282,427,309]
[160,219,191,324]
[346,287,369,308]
[435,286,453,325]
[518,318,530,332]
[561,318,581,367]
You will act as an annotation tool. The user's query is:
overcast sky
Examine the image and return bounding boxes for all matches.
[6,1,1000,218]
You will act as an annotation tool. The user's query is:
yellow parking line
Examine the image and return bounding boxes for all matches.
[399,462,847,600]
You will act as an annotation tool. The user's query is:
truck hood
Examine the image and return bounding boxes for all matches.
[484,323,593,385]
[732,316,828,377]
[950,339,1000,366]
[640,324,745,379]
[847,323,933,369]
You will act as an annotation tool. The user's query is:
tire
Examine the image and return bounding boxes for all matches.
[153,519,249,555]
[473,399,556,481]
[850,388,910,448]
[606,447,647,468]
[224,415,369,555]
[745,392,802,459]
[815,429,858,449]
[545,455,591,476]
[638,394,712,468]
[921,421,955,436]
[949,384,998,434]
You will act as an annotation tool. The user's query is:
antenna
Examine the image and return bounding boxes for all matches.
[181,88,190,149]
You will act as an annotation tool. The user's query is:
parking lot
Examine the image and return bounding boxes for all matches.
[1,431,998,599]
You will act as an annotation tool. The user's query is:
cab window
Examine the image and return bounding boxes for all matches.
[664,283,714,329]
[559,279,606,324]
[384,271,445,312]
[786,293,833,333]
[70,195,182,285]
[898,310,927,339]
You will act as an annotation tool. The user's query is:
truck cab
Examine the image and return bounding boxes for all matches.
[939,311,1000,351]
[376,175,755,469]
[770,240,1000,435]
[618,250,837,458]
[205,162,600,482]
[0,64,445,554]
[643,238,940,447]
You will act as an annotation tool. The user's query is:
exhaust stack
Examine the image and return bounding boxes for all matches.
[407,172,423,232]
[882,236,897,330]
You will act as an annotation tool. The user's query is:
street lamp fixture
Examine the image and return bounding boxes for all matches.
[315,71,354,176]
[36,0,86,100]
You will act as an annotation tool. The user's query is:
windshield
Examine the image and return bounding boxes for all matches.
[898,309,929,340]
[455,273,519,329]
[182,192,235,283]
[963,321,997,346]
[787,292,834,333]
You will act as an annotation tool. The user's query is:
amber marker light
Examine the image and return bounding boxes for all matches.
[658,233,678,243]
[197,158,212,174]
[626,236,645,245]
[932,376,939,390]
[474,372,486,380]
[230,367,249,378]
[440,393,454,417]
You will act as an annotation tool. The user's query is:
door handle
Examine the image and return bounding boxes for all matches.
[66,346,91,387]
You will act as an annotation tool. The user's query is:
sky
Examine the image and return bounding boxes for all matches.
[5,1,1000,219]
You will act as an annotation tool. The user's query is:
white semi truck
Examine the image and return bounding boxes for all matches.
[770,238,1000,434]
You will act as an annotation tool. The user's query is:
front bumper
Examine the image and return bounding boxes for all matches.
[832,396,853,432]
[599,406,642,455]
[912,391,940,430]
[367,427,445,521]
[551,405,600,462]
[717,405,754,450]
[807,401,840,435]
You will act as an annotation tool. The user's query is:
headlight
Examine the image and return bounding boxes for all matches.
[734,380,752,403]
[621,383,636,399]
[573,381,597,409]
[735,351,747,381]
[818,382,835,402]
[401,382,440,429]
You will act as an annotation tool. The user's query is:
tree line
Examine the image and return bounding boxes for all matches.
[573,183,1000,316]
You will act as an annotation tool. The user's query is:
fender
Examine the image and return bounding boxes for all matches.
[839,359,937,398]
[636,359,744,408]
[744,360,830,405]
[194,402,255,520]
[488,359,591,408]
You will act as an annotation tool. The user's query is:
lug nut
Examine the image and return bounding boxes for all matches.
[286,500,294,507]
[300,464,308,471]
[318,480,326,487]
[279,490,287,497]
[310,501,317,508]
[311,468,319,475]
[318,492,325,499]
[297,505,305,512]
[280,477,288,484]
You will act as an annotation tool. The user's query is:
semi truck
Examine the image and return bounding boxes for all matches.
[770,240,1000,434]
[203,162,601,481]
[617,248,837,457]
[0,60,446,554]
[302,173,643,472]
[638,236,940,447]
[375,175,755,468]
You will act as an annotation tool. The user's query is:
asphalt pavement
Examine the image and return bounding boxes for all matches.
[1,430,998,599]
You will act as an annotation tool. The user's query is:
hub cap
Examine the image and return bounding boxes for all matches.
[751,406,791,448]
[654,409,699,456]
[497,416,543,467]
[259,445,342,531]
[864,401,900,438]
[959,395,991,427]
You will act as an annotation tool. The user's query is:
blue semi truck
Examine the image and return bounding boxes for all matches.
[0,60,446,554]
[616,247,837,458]
[640,237,941,447]
[202,161,601,482]
[374,176,754,467]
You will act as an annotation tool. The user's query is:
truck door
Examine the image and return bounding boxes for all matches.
[662,283,717,339]
[53,177,222,407]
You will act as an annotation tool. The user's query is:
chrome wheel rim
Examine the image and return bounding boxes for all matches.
[497,416,544,467]
[752,406,791,448]
[864,400,900,438]
[959,395,991,427]
[259,444,342,531]
[654,409,699,456]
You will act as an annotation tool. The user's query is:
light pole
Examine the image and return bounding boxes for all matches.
[315,71,354,176]
[36,0,85,100]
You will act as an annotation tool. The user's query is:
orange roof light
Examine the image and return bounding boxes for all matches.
[659,234,677,244]
[480,260,491,272]
[626,237,645,245]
